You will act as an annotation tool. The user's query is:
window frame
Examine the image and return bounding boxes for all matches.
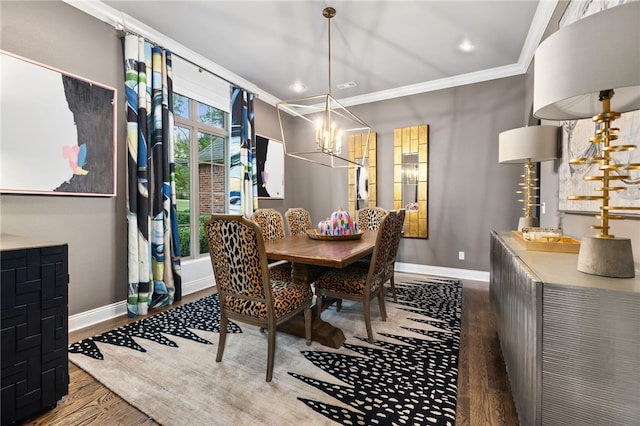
[174,93,229,259]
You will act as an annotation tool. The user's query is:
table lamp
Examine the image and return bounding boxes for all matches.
[533,1,640,278]
[499,125,559,231]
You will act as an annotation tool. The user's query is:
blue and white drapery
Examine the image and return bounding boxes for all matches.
[229,86,257,216]
[124,35,182,318]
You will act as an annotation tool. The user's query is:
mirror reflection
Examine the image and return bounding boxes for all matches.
[402,153,419,210]
[356,158,369,210]
[348,132,377,218]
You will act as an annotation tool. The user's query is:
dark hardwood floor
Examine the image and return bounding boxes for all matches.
[22,275,518,425]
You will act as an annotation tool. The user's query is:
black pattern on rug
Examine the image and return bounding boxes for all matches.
[292,278,461,426]
[69,278,461,426]
[69,293,241,360]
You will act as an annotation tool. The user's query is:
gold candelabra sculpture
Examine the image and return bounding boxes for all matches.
[517,159,540,223]
[568,90,640,237]
[567,90,639,277]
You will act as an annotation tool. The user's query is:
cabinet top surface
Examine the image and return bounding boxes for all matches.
[0,234,64,251]
[495,231,640,293]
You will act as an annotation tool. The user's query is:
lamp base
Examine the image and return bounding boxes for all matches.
[577,236,636,278]
[517,217,538,231]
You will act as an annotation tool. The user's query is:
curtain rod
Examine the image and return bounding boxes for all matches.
[116,26,253,96]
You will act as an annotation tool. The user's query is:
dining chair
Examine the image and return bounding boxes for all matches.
[204,214,312,382]
[352,210,404,302]
[314,210,394,343]
[385,209,406,303]
[251,208,292,282]
[284,207,330,283]
[284,207,313,236]
[356,206,389,231]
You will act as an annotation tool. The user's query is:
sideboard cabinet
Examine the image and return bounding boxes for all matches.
[490,231,639,426]
[1,235,69,425]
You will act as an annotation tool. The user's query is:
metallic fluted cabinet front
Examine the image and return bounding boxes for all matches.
[490,231,542,426]
[490,230,640,426]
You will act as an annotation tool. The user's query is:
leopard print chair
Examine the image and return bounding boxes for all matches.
[285,208,312,236]
[285,207,329,283]
[357,206,389,231]
[251,208,292,282]
[204,214,312,382]
[314,210,394,343]
[353,209,405,302]
[385,209,405,303]
[353,207,389,267]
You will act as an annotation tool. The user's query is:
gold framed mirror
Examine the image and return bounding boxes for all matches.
[394,125,428,238]
[348,132,377,217]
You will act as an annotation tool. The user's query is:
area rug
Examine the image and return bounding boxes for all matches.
[69,277,461,425]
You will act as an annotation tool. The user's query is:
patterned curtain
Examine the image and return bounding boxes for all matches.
[124,35,182,318]
[229,86,257,216]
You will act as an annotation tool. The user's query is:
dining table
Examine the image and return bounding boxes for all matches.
[263,230,377,348]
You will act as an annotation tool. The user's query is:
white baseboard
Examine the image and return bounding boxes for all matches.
[69,262,487,333]
[395,262,489,283]
[68,276,215,332]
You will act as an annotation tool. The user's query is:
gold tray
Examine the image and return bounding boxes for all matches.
[512,231,580,253]
[305,230,364,241]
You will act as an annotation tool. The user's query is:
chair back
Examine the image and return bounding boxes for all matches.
[205,214,273,308]
[357,206,389,231]
[367,211,395,289]
[251,208,285,240]
[285,208,312,236]
[387,209,406,266]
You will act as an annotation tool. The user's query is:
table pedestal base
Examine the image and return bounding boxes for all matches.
[277,311,346,349]
[278,296,345,348]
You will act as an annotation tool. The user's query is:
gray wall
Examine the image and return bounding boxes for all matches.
[0,1,128,315]
[276,77,527,272]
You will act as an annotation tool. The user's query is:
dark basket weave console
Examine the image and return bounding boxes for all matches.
[1,235,69,425]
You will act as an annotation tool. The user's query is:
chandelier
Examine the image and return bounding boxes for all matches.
[277,6,371,168]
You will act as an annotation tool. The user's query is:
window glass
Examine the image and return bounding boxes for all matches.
[174,125,191,257]
[198,102,224,128]
[173,92,228,258]
[173,93,189,119]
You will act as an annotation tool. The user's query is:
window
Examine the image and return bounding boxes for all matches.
[173,93,228,258]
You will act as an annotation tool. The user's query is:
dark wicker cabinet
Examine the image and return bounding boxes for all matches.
[1,236,69,425]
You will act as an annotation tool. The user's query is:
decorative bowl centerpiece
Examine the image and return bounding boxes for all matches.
[307,208,363,240]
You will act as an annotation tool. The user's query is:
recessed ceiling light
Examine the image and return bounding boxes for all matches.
[290,82,307,93]
[457,37,476,53]
[337,81,357,90]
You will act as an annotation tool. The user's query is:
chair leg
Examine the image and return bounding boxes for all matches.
[216,313,228,363]
[390,275,397,303]
[336,298,343,311]
[363,298,374,343]
[378,290,387,322]
[266,320,276,382]
[316,297,323,319]
[304,308,312,346]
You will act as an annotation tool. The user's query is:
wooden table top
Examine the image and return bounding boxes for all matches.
[264,230,377,268]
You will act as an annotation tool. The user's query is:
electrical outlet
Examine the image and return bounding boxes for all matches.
[458,251,465,260]
[541,202,546,215]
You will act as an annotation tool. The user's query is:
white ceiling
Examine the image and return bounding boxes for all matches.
[97,0,558,107]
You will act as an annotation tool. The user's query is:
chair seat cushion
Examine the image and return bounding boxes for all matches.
[223,280,312,320]
[315,267,380,296]
[268,262,292,281]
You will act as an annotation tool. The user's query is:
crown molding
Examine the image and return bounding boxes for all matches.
[64,0,558,110]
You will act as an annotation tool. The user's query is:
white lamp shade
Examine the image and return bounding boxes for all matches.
[533,1,640,120]
[498,125,559,164]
